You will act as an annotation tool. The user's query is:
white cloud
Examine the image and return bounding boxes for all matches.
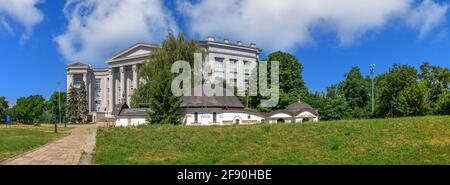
[0,0,44,41]
[180,0,448,51]
[406,0,449,38]
[55,0,178,65]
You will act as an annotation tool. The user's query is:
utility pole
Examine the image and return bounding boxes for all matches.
[370,64,375,114]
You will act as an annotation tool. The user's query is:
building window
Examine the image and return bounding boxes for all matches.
[194,112,198,123]
[230,59,237,66]
[215,58,224,71]
[73,74,83,86]
[213,112,217,123]
[95,78,101,98]
[248,114,251,119]
[244,60,250,67]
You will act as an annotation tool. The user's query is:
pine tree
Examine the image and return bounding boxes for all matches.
[66,84,78,123]
[78,81,89,123]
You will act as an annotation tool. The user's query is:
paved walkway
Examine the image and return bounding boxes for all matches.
[1,123,100,165]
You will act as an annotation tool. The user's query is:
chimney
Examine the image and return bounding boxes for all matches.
[250,43,256,48]
[206,36,215,42]
[237,41,243,45]
[223,38,229,43]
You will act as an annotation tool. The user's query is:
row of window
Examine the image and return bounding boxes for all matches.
[193,112,252,124]
[214,58,251,70]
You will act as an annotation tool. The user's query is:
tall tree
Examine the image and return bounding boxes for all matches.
[340,67,370,109]
[376,64,418,117]
[132,32,202,124]
[248,51,308,112]
[419,61,450,113]
[66,84,78,123]
[0,96,8,122]
[268,51,308,110]
[78,81,89,123]
[339,67,372,118]
[48,91,67,123]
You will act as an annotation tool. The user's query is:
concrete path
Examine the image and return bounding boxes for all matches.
[1,123,100,165]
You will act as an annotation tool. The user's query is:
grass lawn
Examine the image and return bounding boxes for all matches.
[0,124,72,160]
[93,116,450,164]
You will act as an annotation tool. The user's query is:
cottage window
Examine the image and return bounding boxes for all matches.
[194,112,198,123]
[213,112,217,123]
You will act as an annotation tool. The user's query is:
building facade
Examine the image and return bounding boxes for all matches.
[66,37,261,121]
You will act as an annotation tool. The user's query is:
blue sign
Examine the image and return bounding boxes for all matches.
[6,114,11,124]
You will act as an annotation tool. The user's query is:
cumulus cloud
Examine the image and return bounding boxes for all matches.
[0,0,44,41]
[406,0,449,38]
[55,0,178,65]
[180,0,448,51]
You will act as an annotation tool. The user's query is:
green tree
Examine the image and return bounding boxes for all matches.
[66,84,78,123]
[338,67,372,118]
[10,95,46,124]
[395,81,431,116]
[132,32,202,124]
[248,51,308,112]
[0,96,8,122]
[78,81,89,123]
[47,91,67,123]
[419,61,450,113]
[303,91,326,111]
[320,95,352,120]
[340,67,371,109]
[376,64,418,117]
[434,90,450,115]
[268,51,308,110]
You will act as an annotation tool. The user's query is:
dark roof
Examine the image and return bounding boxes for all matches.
[181,85,244,108]
[286,102,314,111]
[267,101,318,117]
[112,103,129,116]
[118,108,150,116]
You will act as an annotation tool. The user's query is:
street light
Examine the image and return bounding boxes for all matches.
[370,64,375,114]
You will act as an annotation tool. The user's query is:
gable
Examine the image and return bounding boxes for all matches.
[107,43,160,63]
[117,46,153,59]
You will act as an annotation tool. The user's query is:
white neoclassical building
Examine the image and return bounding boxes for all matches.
[66,37,261,121]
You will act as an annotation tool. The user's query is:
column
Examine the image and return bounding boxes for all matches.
[108,69,114,115]
[66,73,72,91]
[83,73,87,85]
[132,64,138,93]
[88,73,92,112]
[120,66,125,104]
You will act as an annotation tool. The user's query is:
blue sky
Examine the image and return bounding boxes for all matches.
[0,0,449,104]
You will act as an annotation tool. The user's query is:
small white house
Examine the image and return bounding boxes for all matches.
[181,86,266,126]
[267,101,319,123]
[114,104,149,127]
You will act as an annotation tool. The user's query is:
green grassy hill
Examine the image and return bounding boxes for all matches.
[93,116,450,164]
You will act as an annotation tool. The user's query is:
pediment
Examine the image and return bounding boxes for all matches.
[67,62,90,68]
[107,43,160,63]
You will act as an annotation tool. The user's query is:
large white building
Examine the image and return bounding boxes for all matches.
[66,37,261,121]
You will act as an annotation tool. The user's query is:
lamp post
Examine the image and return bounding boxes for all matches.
[370,64,375,114]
